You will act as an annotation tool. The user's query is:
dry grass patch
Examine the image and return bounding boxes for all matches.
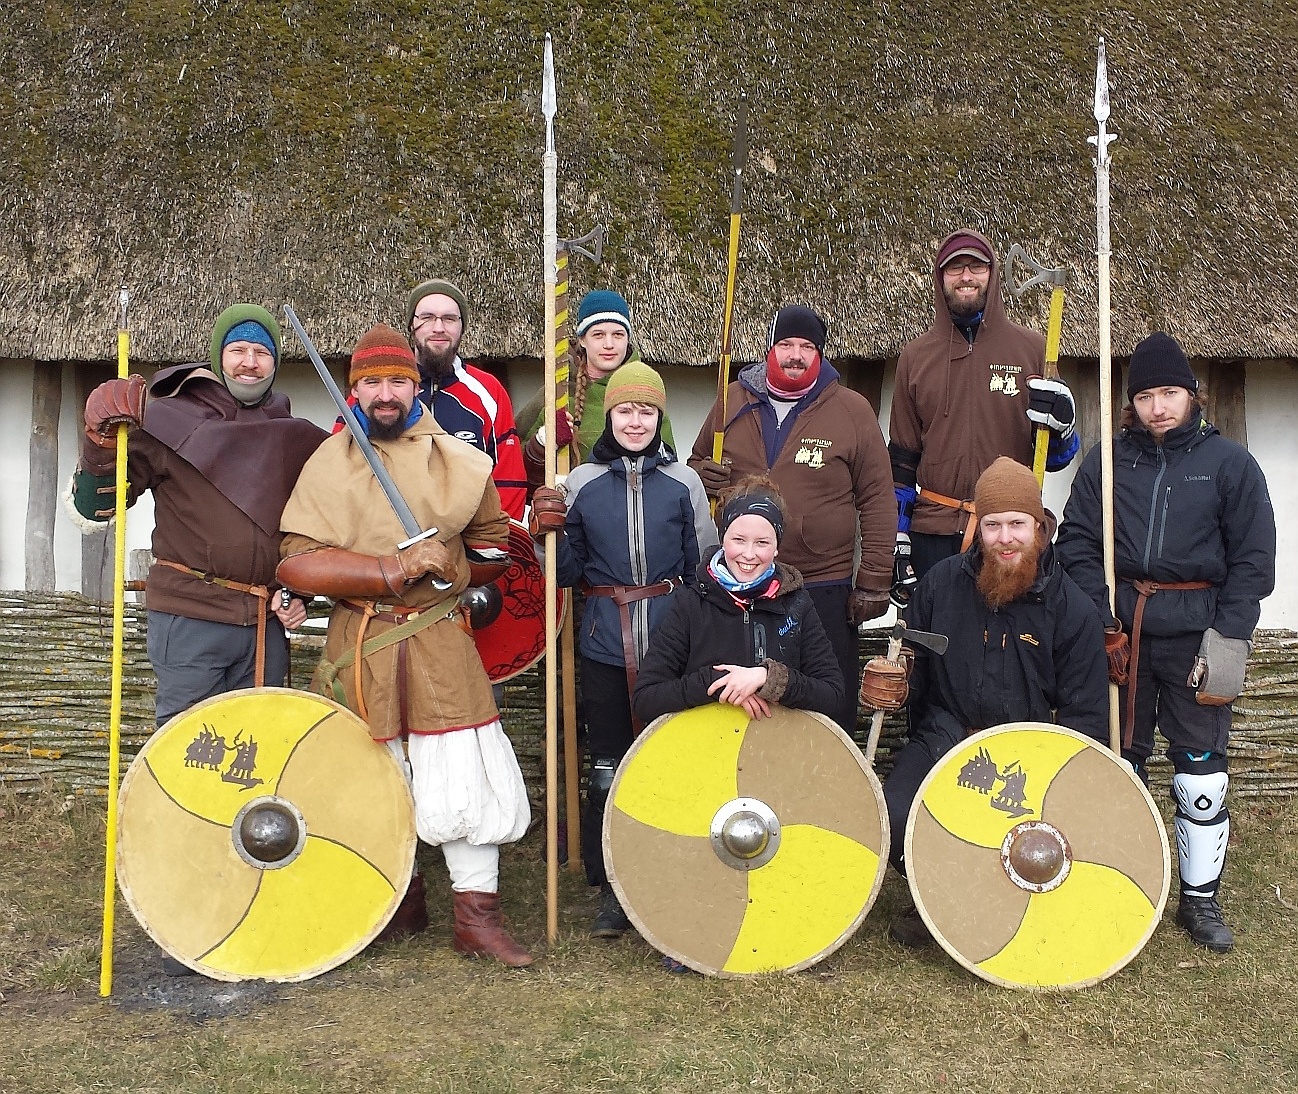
[1,787,1296,1093]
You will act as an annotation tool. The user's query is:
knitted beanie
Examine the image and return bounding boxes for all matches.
[405,279,470,332]
[349,323,420,386]
[767,304,827,352]
[575,289,633,337]
[603,361,667,413]
[937,232,993,269]
[1127,331,1198,400]
[974,457,1045,523]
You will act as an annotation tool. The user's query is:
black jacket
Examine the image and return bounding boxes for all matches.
[905,540,1108,753]
[633,553,845,725]
[1055,415,1275,641]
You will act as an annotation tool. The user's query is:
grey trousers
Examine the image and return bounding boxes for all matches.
[147,610,288,727]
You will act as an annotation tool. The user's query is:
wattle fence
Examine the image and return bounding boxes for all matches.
[3,591,1297,800]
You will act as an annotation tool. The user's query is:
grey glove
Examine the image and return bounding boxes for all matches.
[1187,627,1251,706]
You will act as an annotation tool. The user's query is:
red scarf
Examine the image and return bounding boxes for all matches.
[764,347,821,399]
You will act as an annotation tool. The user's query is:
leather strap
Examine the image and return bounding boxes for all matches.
[919,487,978,550]
[582,578,681,733]
[155,559,271,688]
[1121,578,1214,750]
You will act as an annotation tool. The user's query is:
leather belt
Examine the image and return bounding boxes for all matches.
[1121,578,1214,750]
[582,578,682,733]
[155,559,273,687]
[919,487,978,551]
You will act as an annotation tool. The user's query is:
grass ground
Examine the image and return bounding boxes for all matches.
[2,786,1296,1094]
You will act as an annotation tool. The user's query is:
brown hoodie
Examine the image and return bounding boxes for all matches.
[889,229,1045,536]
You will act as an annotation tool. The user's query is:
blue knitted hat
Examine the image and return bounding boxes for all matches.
[575,290,632,337]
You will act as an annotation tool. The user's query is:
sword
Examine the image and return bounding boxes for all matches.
[864,620,949,766]
[282,305,451,591]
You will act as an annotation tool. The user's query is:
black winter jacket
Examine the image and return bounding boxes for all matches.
[633,553,845,725]
[1055,416,1275,641]
[905,541,1108,752]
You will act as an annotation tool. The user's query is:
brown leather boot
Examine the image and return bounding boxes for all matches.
[377,872,430,943]
[452,890,533,968]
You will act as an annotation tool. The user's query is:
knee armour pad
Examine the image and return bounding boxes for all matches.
[581,757,620,886]
[587,757,618,809]
[1171,752,1229,897]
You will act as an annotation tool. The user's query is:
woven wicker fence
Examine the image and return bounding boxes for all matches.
[3,591,1297,798]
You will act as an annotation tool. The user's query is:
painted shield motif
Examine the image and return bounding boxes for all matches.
[905,721,1170,991]
[473,520,567,682]
[604,703,889,977]
[116,687,416,982]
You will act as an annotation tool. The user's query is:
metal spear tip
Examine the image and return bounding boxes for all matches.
[542,34,555,120]
[118,287,129,327]
[1093,36,1110,124]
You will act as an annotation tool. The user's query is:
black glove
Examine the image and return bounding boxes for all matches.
[695,458,731,498]
[1026,377,1076,440]
[891,532,918,609]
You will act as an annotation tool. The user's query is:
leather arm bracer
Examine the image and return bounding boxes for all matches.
[276,548,406,598]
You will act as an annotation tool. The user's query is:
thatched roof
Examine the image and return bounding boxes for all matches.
[3,3,1296,366]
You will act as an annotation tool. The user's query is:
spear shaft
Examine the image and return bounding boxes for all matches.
[1089,37,1121,754]
[711,96,748,471]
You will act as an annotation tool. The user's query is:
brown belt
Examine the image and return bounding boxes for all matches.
[919,487,978,551]
[154,559,273,687]
[1121,578,1214,749]
[582,578,681,733]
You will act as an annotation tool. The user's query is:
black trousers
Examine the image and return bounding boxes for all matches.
[580,656,636,886]
[806,583,859,735]
[909,532,965,582]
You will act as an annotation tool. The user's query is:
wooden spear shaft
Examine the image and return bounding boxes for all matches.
[541,34,561,942]
[99,287,130,997]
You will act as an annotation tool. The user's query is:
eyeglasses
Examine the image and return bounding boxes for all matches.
[412,312,462,329]
[943,259,990,275]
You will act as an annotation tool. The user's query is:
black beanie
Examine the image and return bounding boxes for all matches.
[1127,332,1198,400]
[767,305,827,353]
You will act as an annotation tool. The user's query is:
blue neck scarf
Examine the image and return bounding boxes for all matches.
[709,552,776,595]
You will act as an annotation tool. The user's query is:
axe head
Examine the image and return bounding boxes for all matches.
[1004,243,1066,299]
[889,618,948,656]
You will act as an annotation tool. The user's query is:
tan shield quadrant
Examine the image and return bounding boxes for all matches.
[116,687,416,982]
[905,721,1170,991]
[604,703,889,976]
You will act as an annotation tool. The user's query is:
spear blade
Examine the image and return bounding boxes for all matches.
[542,33,556,150]
[1093,36,1110,124]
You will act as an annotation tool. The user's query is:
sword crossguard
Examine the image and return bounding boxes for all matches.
[1004,244,1067,299]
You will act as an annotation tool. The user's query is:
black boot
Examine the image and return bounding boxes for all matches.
[888,900,934,949]
[591,883,631,939]
[1176,895,1234,953]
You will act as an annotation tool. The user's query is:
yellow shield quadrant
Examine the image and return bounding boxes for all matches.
[116,688,416,982]
[905,721,1170,991]
[605,704,889,977]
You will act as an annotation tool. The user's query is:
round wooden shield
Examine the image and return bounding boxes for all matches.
[604,703,889,977]
[905,721,1170,991]
[473,520,567,682]
[116,687,416,982]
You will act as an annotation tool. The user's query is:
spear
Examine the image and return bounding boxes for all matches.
[1088,36,1121,755]
[710,96,748,492]
[98,287,131,997]
[541,32,561,943]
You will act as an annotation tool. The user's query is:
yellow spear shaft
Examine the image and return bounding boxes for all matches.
[99,288,131,997]
[1031,285,1066,485]
[710,97,747,490]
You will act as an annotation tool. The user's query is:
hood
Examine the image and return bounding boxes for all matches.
[927,227,1008,340]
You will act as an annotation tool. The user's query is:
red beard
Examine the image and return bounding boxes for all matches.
[976,534,1043,609]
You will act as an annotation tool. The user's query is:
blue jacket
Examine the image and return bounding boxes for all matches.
[556,444,717,669]
[1056,415,1275,641]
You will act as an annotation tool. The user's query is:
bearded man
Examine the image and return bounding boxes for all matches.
[403,278,527,520]
[868,456,1108,947]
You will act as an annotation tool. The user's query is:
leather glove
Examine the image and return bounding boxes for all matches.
[1026,376,1076,441]
[529,485,568,537]
[397,537,456,584]
[1187,627,1251,706]
[848,589,889,626]
[694,457,731,498]
[1104,623,1130,686]
[859,655,910,711]
[84,375,147,448]
[890,532,918,609]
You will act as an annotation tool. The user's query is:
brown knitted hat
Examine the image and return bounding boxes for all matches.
[349,323,420,386]
[973,457,1045,523]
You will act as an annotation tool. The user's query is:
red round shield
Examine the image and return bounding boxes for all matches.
[473,520,567,682]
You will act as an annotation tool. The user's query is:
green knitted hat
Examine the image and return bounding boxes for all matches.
[405,279,470,332]
[209,304,281,374]
[603,361,667,414]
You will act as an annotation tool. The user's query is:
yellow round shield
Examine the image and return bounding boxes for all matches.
[905,721,1170,991]
[604,703,889,977]
[116,688,416,982]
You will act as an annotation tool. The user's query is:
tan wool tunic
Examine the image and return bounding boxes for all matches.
[280,411,509,741]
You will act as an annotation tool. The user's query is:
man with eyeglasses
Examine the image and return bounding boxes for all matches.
[403,278,528,520]
[887,230,1080,606]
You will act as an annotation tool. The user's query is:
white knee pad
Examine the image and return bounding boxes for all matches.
[1172,771,1229,897]
[441,838,500,894]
